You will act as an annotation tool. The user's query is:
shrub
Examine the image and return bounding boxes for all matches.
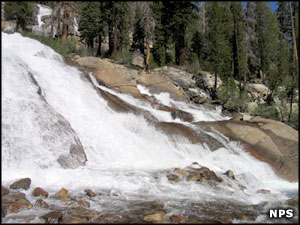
[253,104,280,120]
[116,50,133,65]
[22,32,85,58]
[217,77,249,112]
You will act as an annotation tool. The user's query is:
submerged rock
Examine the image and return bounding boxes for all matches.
[55,188,69,200]
[186,166,223,185]
[61,216,88,223]
[66,208,101,221]
[84,189,96,198]
[41,211,63,223]
[34,199,49,208]
[256,189,271,194]
[170,214,187,223]
[2,192,32,214]
[167,174,181,183]
[9,178,31,190]
[76,200,90,208]
[143,211,166,223]
[32,187,48,197]
[224,170,235,180]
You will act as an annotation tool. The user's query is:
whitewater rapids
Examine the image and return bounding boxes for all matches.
[2,32,298,221]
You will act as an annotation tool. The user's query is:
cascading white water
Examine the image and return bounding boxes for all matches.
[32,4,52,36]
[2,32,298,215]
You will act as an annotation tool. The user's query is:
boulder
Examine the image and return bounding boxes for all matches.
[256,189,271,194]
[167,174,181,183]
[34,199,49,208]
[76,200,90,208]
[143,211,166,223]
[131,51,144,68]
[195,118,298,182]
[1,20,16,33]
[2,192,32,213]
[55,188,69,199]
[2,186,9,195]
[246,102,258,114]
[57,142,87,169]
[196,71,223,89]
[136,73,189,102]
[32,187,48,197]
[75,57,142,98]
[224,170,235,180]
[186,166,223,184]
[245,83,269,100]
[193,96,207,104]
[61,216,88,223]
[84,189,96,198]
[41,211,63,223]
[170,214,187,223]
[174,168,190,177]
[66,208,101,220]
[153,66,196,90]
[92,214,129,223]
[10,178,31,190]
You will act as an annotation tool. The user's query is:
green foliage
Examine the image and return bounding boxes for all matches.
[217,77,249,112]
[116,50,133,65]
[23,32,85,57]
[253,104,280,120]
[206,2,233,78]
[4,2,35,31]
[131,5,146,54]
[255,2,281,77]
[78,2,104,51]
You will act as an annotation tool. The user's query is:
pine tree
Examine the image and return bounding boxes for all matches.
[168,1,199,66]
[131,5,145,54]
[78,2,103,56]
[255,2,280,84]
[4,2,35,32]
[244,2,259,80]
[230,2,246,92]
[206,2,233,99]
[102,2,130,60]
[151,2,173,66]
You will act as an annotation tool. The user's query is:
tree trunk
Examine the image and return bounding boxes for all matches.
[202,2,206,33]
[96,34,102,57]
[179,47,186,66]
[145,2,151,71]
[62,22,68,42]
[176,35,186,66]
[61,8,68,42]
[111,23,118,60]
[290,2,298,70]
[108,21,114,57]
[244,43,248,91]
[87,36,94,56]
[232,12,240,91]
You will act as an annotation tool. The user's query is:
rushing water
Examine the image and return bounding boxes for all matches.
[32,4,52,36]
[2,32,298,223]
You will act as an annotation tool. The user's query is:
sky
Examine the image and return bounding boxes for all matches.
[242,2,279,11]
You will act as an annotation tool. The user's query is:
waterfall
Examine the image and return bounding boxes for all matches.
[2,32,297,212]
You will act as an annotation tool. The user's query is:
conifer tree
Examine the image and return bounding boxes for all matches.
[230,2,246,92]
[244,2,259,80]
[255,2,280,84]
[4,2,35,32]
[151,2,173,66]
[169,1,199,66]
[78,2,103,56]
[206,2,233,99]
